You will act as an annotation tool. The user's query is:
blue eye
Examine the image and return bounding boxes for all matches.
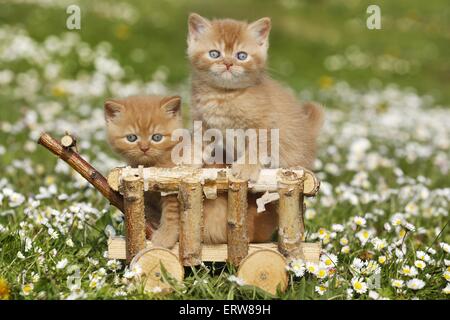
[126,134,138,142]
[209,50,221,59]
[151,134,163,142]
[236,51,248,60]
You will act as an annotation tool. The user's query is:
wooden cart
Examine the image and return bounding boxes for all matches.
[107,166,321,295]
[38,133,321,295]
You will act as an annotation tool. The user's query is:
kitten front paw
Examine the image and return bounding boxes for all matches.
[151,227,179,249]
[231,163,262,183]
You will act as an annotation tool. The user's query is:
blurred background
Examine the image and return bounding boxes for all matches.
[1,0,449,102]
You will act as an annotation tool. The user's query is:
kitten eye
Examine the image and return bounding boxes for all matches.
[236,51,248,60]
[151,134,163,142]
[209,50,221,59]
[126,134,138,142]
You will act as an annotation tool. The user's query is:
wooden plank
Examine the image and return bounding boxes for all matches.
[227,177,249,265]
[107,237,321,263]
[178,177,203,266]
[278,171,304,257]
[122,176,146,263]
[107,167,319,197]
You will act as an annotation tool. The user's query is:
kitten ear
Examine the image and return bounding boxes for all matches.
[160,96,181,117]
[188,13,211,42]
[248,17,271,46]
[104,100,124,122]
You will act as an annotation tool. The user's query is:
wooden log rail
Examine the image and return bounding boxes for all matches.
[178,177,204,266]
[122,176,146,263]
[227,177,249,265]
[107,166,320,197]
[277,171,305,259]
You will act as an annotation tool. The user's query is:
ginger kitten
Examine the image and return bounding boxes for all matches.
[187,13,324,181]
[104,95,277,248]
[105,95,183,248]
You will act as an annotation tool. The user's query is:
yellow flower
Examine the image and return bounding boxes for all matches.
[115,24,130,40]
[51,85,66,97]
[22,283,34,296]
[444,271,450,281]
[391,279,404,288]
[306,262,318,274]
[315,285,327,295]
[319,76,334,89]
[341,245,350,254]
[44,175,56,186]
[0,278,10,300]
[318,228,327,237]
[414,260,426,270]
[378,256,386,264]
[351,277,368,294]
[398,228,407,238]
[340,237,349,245]
[316,269,327,279]
[324,258,333,267]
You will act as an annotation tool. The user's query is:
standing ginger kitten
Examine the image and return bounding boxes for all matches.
[105,95,277,248]
[187,13,324,181]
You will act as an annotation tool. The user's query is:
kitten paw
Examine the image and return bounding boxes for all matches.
[231,163,262,183]
[151,228,179,249]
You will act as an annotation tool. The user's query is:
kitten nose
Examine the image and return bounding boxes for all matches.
[224,62,233,70]
[140,146,150,153]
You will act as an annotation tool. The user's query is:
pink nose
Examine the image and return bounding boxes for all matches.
[140,146,149,152]
[224,63,233,70]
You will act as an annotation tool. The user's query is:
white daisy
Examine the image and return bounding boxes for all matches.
[391,279,404,288]
[400,265,418,277]
[406,278,425,290]
[56,258,68,269]
[351,277,368,294]
[414,260,426,270]
[353,216,367,227]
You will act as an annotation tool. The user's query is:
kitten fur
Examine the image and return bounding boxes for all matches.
[104,95,277,247]
[187,13,325,182]
[105,95,183,248]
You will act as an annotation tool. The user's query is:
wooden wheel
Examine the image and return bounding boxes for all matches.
[237,249,288,295]
[130,248,184,293]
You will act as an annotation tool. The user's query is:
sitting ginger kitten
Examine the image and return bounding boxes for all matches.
[105,95,277,248]
[187,14,324,181]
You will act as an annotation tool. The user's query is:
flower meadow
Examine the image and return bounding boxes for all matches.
[0,1,449,300]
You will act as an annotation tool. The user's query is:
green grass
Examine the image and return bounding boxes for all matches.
[0,0,449,300]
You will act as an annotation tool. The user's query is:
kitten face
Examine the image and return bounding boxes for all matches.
[187,13,271,89]
[104,95,182,167]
